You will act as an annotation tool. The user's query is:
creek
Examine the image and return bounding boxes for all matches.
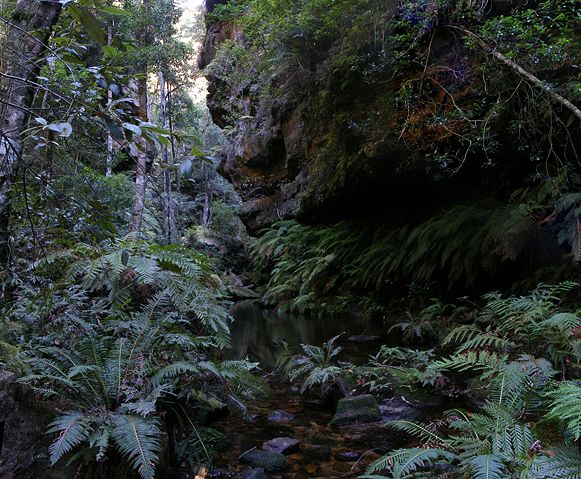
[209,301,423,478]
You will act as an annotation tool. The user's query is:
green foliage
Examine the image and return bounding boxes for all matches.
[276,334,350,397]
[546,382,581,442]
[249,200,573,313]
[356,347,442,394]
[5,241,261,476]
[209,199,240,237]
[366,282,581,479]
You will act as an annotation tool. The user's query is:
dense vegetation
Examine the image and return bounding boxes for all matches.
[0,0,579,478]
[0,1,250,477]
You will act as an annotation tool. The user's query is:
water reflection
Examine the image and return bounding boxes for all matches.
[226,301,387,366]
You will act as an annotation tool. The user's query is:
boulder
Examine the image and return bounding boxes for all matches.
[262,437,300,454]
[240,449,288,472]
[267,409,294,423]
[240,468,269,479]
[329,394,382,426]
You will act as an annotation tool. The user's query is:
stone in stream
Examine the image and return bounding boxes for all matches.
[240,468,269,479]
[329,394,382,426]
[240,449,289,472]
[267,409,294,422]
[334,451,360,462]
[208,468,236,478]
[262,437,300,454]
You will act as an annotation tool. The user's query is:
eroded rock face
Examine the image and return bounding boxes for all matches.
[0,373,69,479]
[200,13,431,233]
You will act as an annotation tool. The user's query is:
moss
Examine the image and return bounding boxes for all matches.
[329,394,382,426]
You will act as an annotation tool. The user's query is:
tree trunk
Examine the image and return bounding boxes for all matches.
[105,22,114,177]
[0,0,62,265]
[158,69,177,243]
[200,163,212,227]
[129,76,149,237]
[128,0,151,237]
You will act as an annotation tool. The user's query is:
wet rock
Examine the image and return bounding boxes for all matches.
[380,397,424,422]
[311,434,334,445]
[334,451,360,462]
[304,464,318,475]
[240,468,269,479]
[267,409,294,423]
[240,449,288,472]
[244,413,261,423]
[192,393,229,424]
[347,335,380,343]
[330,394,382,426]
[262,437,300,454]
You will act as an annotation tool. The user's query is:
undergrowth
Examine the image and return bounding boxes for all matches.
[249,197,577,314]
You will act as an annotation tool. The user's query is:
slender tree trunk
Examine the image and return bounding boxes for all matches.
[128,0,151,237]
[0,0,62,265]
[129,76,149,237]
[158,69,177,243]
[200,163,212,227]
[105,22,114,177]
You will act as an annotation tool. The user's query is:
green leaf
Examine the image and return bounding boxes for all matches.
[122,123,142,137]
[47,412,92,465]
[47,122,73,138]
[99,6,130,16]
[69,5,104,43]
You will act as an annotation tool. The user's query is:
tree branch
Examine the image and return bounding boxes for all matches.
[447,25,581,121]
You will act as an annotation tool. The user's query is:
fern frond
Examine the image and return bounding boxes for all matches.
[366,448,457,478]
[47,412,93,465]
[111,414,161,479]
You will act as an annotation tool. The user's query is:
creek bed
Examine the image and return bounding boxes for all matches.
[210,301,400,478]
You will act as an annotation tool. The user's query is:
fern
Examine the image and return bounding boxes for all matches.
[365,448,457,478]
[110,414,161,479]
[466,454,506,479]
[546,382,581,442]
[47,412,93,465]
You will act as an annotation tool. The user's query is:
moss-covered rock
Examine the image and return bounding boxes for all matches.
[329,394,382,426]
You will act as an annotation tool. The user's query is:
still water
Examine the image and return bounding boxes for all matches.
[226,300,388,366]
